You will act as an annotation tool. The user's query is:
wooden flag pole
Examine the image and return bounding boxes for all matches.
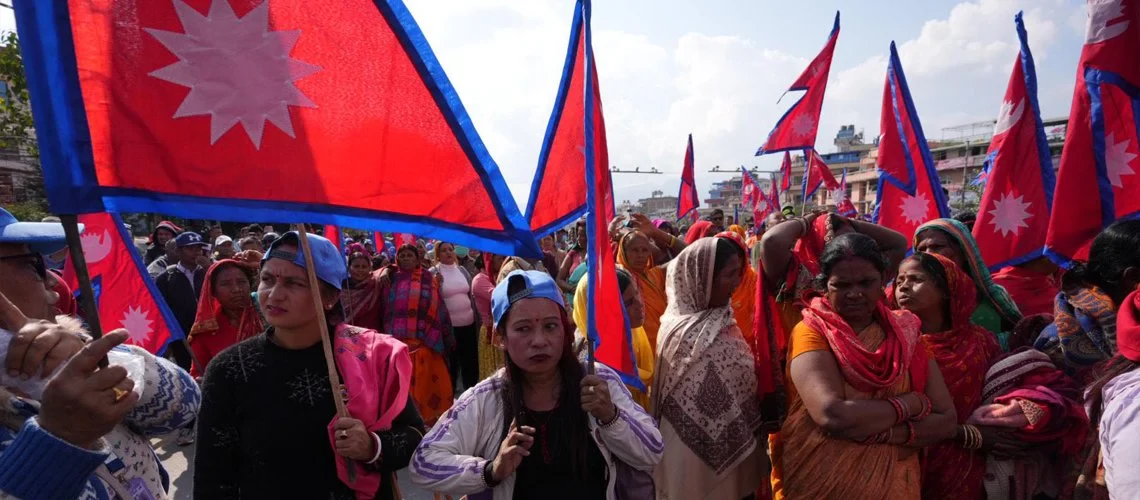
[294,224,355,481]
[61,215,103,339]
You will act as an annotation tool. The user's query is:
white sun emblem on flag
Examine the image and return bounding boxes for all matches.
[1086,0,1130,44]
[987,191,1033,237]
[791,114,816,139]
[899,192,930,225]
[1105,132,1137,188]
[830,187,847,205]
[120,305,155,344]
[993,98,1024,137]
[756,199,768,213]
[146,0,322,149]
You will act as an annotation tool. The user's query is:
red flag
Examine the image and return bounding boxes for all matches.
[16,0,539,257]
[803,149,840,201]
[973,13,1057,270]
[572,0,639,388]
[323,225,342,253]
[62,213,184,355]
[873,42,951,244]
[756,12,840,155]
[741,167,773,222]
[677,133,700,219]
[769,173,782,214]
[833,168,858,217]
[1046,0,1139,264]
[780,151,793,192]
[372,231,385,254]
[525,5,588,237]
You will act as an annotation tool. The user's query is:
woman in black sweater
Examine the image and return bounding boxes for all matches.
[194,232,423,500]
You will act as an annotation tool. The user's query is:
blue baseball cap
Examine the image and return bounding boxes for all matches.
[175,231,209,248]
[261,231,348,290]
[491,270,565,328]
[0,207,80,254]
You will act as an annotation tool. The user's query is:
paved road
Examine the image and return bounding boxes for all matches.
[153,435,436,499]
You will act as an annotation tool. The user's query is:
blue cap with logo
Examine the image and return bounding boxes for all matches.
[0,207,80,254]
[261,231,348,290]
[491,270,565,328]
[175,231,209,248]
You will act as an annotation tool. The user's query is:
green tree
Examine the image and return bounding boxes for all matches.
[0,31,37,159]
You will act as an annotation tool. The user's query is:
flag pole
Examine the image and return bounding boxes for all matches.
[294,223,356,481]
[61,215,103,340]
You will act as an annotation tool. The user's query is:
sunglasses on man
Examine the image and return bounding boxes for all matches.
[0,252,48,281]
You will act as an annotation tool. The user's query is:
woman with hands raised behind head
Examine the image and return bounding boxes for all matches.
[411,270,662,499]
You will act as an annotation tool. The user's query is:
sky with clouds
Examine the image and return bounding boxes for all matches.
[0,0,1090,213]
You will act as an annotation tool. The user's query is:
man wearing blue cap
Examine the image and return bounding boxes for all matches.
[0,207,77,321]
[155,231,208,372]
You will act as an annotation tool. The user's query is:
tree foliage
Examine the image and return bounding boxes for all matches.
[0,31,36,159]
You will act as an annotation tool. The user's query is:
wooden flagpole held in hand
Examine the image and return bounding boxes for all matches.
[294,224,355,481]
[61,215,109,368]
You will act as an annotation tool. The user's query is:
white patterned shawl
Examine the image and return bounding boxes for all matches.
[652,238,761,475]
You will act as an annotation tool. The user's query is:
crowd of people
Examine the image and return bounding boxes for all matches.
[1,203,1139,499]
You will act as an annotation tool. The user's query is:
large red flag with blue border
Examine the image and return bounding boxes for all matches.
[62,213,185,355]
[973,13,1057,270]
[1046,0,1139,265]
[873,42,951,244]
[524,4,589,238]
[14,0,539,257]
[756,12,840,155]
[677,133,700,220]
[573,0,640,388]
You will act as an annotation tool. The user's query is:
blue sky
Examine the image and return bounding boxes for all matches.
[1,0,1089,211]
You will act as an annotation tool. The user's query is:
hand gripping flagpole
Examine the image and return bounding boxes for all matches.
[294,224,356,482]
[61,215,111,368]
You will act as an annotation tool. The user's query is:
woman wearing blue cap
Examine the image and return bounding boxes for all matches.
[410,270,663,499]
[194,232,424,500]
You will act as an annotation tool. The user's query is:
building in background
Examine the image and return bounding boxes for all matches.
[635,190,679,221]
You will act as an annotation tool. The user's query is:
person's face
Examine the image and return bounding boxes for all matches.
[623,233,653,270]
[711,213,725,229]
[240,227,250,237]
[213,265,252,313]
[178,245,203,266]
[215,242,235,258]
[540,236,555,252]
[155,228,175,246]
[915,230,966,271]
[165,240,179,259]
[437,244,457,265]
[824,257,884,328]
[258,244,333,330]
[708,250,743,308]
[469,249,482,261]
[0,244,56,320]
[397,248,419,272]
[621,282,645,329]
[501,298,564,374]
[576,226,587,248]
[209,227,222,240]
[894,259,944,320]
[241,240,260,252]
[349,258,372,282]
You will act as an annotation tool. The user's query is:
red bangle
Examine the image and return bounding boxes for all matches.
[904,421,917,446]
[888,396,907,424]
[913,393,932,421]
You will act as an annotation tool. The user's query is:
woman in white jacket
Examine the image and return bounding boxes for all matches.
[410,270,663,499]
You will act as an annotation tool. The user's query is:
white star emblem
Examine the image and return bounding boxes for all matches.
[120,305,155,344]
[993,98,1024,137]
[987,191,1033,237]
[755,200,768,213]
[1086,0,1130,44]
[900,192,930,225]
[1106,132,1138,188]
[791,114,816,139]
[830,187,847,205]
[146,0,322,148]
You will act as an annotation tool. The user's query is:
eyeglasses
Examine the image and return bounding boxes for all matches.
[0,252,47,281]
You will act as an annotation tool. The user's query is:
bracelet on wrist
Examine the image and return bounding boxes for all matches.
[598,406,621,428]
[482,460,501,488]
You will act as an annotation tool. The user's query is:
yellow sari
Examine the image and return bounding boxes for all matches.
[616,238,668,349]
[573,277,654,411]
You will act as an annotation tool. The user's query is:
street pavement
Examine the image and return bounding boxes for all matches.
[153,435,436,499]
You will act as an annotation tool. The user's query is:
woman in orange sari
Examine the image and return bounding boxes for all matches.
[772,233,956,499]
[188,251,265,378]
[378,244,455,425]
[893,252,1001,499]
[616,230,668,348]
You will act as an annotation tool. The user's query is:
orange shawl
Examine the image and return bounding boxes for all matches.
[617,235,668,348]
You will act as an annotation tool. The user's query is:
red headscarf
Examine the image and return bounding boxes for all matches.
[189,255,264,341]
[1119,288,1140,362]
[685,220,716,245]
[482,252,502,283]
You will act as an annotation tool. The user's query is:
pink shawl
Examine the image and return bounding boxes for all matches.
[326,323,413,499]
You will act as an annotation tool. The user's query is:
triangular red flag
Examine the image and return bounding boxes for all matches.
[62,213,185,355]
[525,7,588,237]
[873,42,951,244]
[756,12,840,155]
[833,168,858,217]
[323,225,342,253]
[973,13,1057,270]
[1046,0,1139,264]
[804,149,840,201]
[741,167,773,222]
[677,133,700,219]
[780,150,793,192]
[16,0,539,256]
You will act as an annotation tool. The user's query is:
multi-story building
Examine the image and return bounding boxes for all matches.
[636,190,679,221]
[782,125,876,210]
